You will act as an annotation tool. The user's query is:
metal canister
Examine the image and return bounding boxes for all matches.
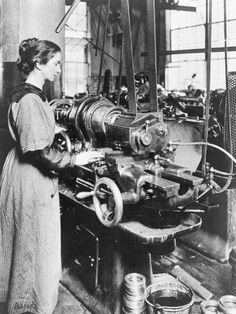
[122,273,146,314]
[218,295,236,314]
[200,300,219,313]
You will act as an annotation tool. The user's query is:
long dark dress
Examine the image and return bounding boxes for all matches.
[0,88,64,314]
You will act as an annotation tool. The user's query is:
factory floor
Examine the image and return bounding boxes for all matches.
[56,240,232,314]
[53,283,91,314]
[0,240,231,314]
[152,241,232,314]
[0,279,91,314]
[0,284,91,314]
[59,223,232,314]
[55,195,234,314]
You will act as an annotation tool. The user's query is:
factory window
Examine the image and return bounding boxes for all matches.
[64,1,90,97]
[166,0,236,91]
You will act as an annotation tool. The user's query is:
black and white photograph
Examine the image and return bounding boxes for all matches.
[1,0,236,313]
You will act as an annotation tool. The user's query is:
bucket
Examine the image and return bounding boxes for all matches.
[145,274,195,314]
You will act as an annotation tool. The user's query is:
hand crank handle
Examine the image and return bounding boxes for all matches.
[76,191,94,199]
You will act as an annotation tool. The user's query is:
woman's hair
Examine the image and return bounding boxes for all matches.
[16,38,61,75]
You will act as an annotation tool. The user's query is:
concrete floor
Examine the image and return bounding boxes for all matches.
[0,283,91,314]
[53,283,91,314]
[60,241,233,314]
[0,242,233,314]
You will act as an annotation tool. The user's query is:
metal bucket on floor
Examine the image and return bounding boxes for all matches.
[145,274,195,314]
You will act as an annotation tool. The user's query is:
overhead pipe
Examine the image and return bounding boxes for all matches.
[146,0,158,112]
[97,0,110,96]
[117,35,124,107]
[95,4,102,56]
[218,0,232,192]
[202,0,212,176]
[121,0,137,115]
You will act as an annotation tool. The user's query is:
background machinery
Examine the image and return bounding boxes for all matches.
[51,0,224,230]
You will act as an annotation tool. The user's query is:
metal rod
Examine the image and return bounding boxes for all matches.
[141,45,236,57]
[132,13,142,56]
[95,238,99,290]
[148,252,154,284]
[95,4,102,56]
[121,0,137,114]
[224,0,231,153]
[220,0,233,192]
[160,4,196,12]
[224,0,229,95]
[156,1,161,83]
[146,0,158,112]
[205,0,209,62]
[84,37,126,68]
[97,0,110,96]
[55,0,81,33]
[202,0,212,175]
[117,36,124,107]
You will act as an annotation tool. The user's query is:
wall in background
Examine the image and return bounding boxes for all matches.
[0,0,65,173]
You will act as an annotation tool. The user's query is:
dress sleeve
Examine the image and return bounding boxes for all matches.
[13,93,54,153]
[25,147,76,171]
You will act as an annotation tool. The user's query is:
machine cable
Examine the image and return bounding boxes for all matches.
[172,141,236,192]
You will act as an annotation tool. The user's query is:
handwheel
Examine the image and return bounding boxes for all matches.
[93,177,123,227]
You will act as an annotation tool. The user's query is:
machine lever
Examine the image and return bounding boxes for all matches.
[76,191,94,199]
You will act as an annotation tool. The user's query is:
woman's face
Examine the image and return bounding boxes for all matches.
[41,52,61,81]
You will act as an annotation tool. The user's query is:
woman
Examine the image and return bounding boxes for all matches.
[0,38,103,314]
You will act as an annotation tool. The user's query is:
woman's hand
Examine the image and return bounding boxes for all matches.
[54,125,67,134]
[74,150,104,166]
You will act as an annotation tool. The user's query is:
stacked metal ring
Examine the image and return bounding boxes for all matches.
[122,273,146,314]
[200,295,236,314]
[200,299,219,313]
[218,295,236,314]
